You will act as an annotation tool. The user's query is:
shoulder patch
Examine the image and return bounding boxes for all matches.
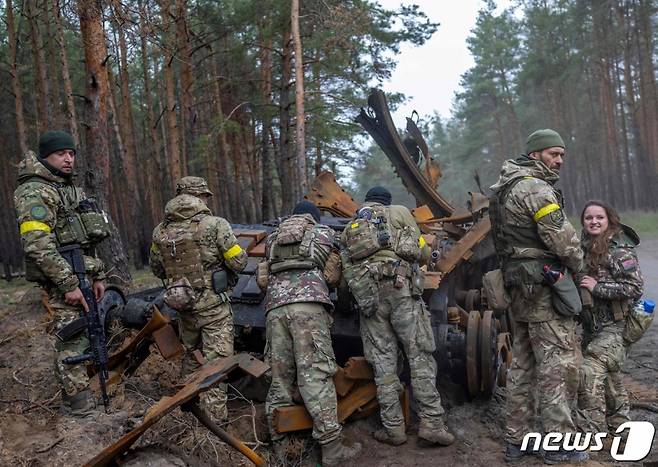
[29,204,48,220]
[621,258,638,272]
[548,209,564,227]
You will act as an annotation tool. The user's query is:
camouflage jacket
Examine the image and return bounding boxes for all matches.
[340,202,426,267]
[149,194,248,288]
[264,214,335,312]
[583,226,644,327]
[490,157,583,273]
[13,151,105,294]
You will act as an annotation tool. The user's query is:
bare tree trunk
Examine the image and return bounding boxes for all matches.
[278,29,295,213]
[139,0,163,226]
[175,0,194,173]
[43,0,62,129]
[259,25,277,220]
[53,0,80,147]
[6,0,28,155]
[160,0,182,186]
[291,0,307,194]
[209,55,237,219]
[26,0,52,133]
[78,0,130,281]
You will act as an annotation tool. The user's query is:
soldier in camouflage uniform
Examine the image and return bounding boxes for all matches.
[489,129,588,464]
[340,187,454,447]
[576,200,644,434]
[14,131,110,413]
[258,200,361,466]
[150,176,247,421]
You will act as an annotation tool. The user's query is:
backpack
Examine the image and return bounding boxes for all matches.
[344,205,393,261]
[153,218,207,289]
[268,215,318,273]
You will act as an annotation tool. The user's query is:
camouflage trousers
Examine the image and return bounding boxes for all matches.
[180,289,234,420]
[48,290,90,399]
[577,322,629,433]
[265,302,341,445]
[360,278,445,432]
[505,316,580,444]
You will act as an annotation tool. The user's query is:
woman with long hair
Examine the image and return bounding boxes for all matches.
[577,200,644,433]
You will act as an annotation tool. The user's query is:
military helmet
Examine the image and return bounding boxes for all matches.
[176,176,213,196]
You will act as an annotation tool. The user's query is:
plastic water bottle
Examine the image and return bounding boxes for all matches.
[634,299,655,316]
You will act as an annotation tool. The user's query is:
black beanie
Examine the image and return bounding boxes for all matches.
[293,200,322,222]
[364,186,392,206]
[38,130,76,159]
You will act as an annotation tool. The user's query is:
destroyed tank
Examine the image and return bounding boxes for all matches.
[123,89,512,400]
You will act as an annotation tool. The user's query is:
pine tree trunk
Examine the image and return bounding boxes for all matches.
[139,0,163,226]
[53,0,80,147]
[26,0,52,133]
[78,0,131,282]
[291,0,307,195]
[6,0,28,155]
[175,0,194,174]
[159,0,182,186]
[278,29,295,213]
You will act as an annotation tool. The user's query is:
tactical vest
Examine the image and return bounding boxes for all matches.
[489,176,556,286]
[154,216,208,289]
[20,176,111,248]
[268,216,320,274]
[344,205,394,261]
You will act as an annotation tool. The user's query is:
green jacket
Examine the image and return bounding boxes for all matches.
[14,151,105,294]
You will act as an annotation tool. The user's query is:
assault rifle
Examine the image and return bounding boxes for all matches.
[58,244,110,412]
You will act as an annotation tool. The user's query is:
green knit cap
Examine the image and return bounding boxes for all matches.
[525,129,565,155]
[38,130,76,158]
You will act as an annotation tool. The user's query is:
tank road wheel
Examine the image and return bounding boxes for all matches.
[465,289,479,312]
[466,310,481,398]
[479,310,499,397]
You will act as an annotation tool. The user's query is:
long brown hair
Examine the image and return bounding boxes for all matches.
[580,200,622,273]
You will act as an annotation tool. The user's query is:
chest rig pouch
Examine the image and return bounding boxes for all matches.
[155,217,207,289]
[344,205,392,261]
[268,216,318,273]
[490,177,552,287]
[23,177,111,247]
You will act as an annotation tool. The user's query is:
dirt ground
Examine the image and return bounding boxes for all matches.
[1,240,657,467]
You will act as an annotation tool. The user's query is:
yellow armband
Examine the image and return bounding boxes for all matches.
[223,244,244,260]
[533,203,560,222]
[19,220,51,235]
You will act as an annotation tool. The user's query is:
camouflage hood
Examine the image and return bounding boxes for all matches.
[490,156,559,192]
[582,223,640,249]
[164,194,211,222]
[17,150,69,185]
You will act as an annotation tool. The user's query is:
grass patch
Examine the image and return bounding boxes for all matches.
[618,211,658,239]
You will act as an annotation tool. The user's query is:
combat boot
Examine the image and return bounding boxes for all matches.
[321,437,362,466]
[373,424,407,446]
[543,448,589,465]
[417,421,455,446]
[505,443,541,462]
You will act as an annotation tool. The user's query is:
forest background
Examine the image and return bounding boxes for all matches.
[0,0,657,279]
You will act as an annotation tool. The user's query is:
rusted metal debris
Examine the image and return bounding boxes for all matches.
[304,170,360,218]
[272,357,410,434]
[84,353,269,467]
